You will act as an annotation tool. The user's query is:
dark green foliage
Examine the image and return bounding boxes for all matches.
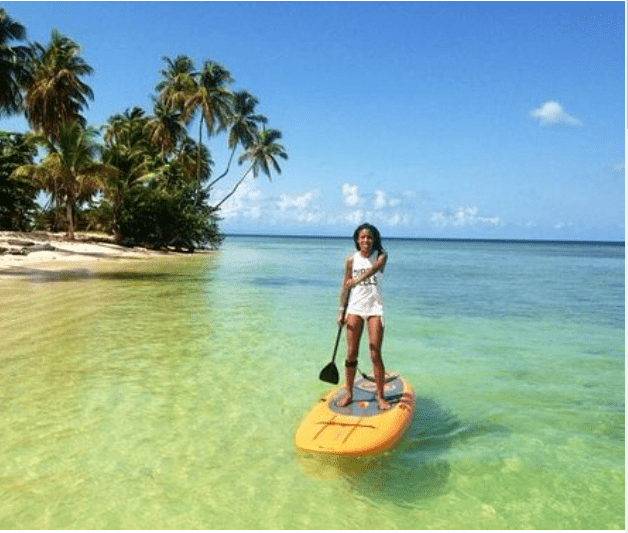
[0,131,38,230]
[100,106,223,249]
[30,206,57,231]
[117,181,222,251]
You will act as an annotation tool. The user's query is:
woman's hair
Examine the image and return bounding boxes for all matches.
[353,223,385,255]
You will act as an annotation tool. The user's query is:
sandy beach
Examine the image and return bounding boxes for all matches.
[0,231,191,280]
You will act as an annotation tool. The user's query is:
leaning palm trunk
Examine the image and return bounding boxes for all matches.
[197,115,204,185]
[206,145,236,191]
[213,165,253,210]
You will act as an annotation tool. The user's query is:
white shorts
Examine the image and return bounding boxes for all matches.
[346,312,385,328]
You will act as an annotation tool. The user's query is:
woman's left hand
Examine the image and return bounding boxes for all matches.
[345,278,357,289]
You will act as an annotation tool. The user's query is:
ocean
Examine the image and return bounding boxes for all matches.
[0,235,624,529]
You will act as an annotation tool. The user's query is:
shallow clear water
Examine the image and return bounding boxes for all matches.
[0,236,624,529]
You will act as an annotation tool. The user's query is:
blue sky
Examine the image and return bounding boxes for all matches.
[2,1,625,240]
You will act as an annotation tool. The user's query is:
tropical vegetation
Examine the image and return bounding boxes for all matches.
[0,8,287,250]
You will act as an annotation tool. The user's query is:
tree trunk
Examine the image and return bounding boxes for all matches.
[53,182,61,231]
[195,115,205,205]
[66,201,75,240]
[207,145,236,191]
[197,115,204,182]
[112,200,121,243]
[213,166,253,210]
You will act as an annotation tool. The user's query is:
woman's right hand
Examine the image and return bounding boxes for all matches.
[336,311,346,327]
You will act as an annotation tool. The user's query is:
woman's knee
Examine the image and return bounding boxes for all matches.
[345,316,363,357]
[369,346,383,363]
[345,337,360,360]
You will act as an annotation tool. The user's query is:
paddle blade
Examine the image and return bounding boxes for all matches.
[319,361,339,384]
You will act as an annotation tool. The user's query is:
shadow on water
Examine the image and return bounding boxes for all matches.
[2,267,203,284]
[298,396,510,509]
[251,276,336,289]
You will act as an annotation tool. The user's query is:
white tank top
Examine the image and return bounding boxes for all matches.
[347,250,384,316]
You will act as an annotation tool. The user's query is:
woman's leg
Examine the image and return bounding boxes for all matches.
[367,316,391,410]
[337,314,363,407]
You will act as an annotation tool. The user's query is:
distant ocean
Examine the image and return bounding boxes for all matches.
[0,235,624,529]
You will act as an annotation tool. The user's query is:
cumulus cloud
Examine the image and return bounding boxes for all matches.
[341,183,362,206]
[340,187,414,227]
[530,100,582,127]
[345,210,365,226]
[429,206,501,228]
[373,190,386,210]
[276,190,327,224]
[277,190,320,211]
[218,177,504,235]
[217,179,264,221]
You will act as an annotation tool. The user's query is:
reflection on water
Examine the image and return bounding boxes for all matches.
[0,238,624,529]
[298,396,512,510]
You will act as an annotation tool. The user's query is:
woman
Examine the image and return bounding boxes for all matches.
[336,223,391,410]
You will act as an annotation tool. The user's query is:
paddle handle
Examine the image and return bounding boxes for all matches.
[332,289,351,363]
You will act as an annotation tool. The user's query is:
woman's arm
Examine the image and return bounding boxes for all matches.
[345,251,387,288]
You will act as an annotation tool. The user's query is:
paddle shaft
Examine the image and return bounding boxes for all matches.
[332,289,351,363]
[319,289,352,383]
[331,320,344,364]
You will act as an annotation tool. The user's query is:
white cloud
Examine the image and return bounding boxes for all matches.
[373,190,387,210]
[276,190,327,225]
[345,210,365,226]
[277,190,320,211]
[341,183,361,207]
[429,206,501,228]
[216,179,264,221]
[530,100,582,127]
[217,177,505,236]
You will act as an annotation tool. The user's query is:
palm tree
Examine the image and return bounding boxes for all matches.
[214,128,287,210]
[25,30,94,142]
[183,60,234,184]
[171,137,213,185]
[12,120,117,239]
[144,100,187,159]
[103,106,147,145]
[156,54,195,113]
[0,8,31,117]
[101,107,153,239]
[207,90,267,191]
[0,131,38,230]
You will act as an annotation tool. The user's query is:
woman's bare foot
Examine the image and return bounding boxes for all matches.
[377,396,391,410]
[337,392,353,407]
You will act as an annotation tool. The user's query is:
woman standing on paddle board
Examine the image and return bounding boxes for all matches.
[336,223,391,410]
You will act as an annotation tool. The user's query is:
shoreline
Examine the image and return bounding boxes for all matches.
[0,231,203,280]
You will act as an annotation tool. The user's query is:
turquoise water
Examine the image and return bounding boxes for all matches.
[0,236,624,529]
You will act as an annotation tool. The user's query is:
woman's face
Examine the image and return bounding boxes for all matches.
[357,228,374,256]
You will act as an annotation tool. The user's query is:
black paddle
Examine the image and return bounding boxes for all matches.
[319,290,351,384]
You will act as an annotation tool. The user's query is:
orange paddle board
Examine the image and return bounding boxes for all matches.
[296,372,415,456]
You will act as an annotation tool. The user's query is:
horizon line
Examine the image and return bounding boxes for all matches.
[224,233,625,245]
